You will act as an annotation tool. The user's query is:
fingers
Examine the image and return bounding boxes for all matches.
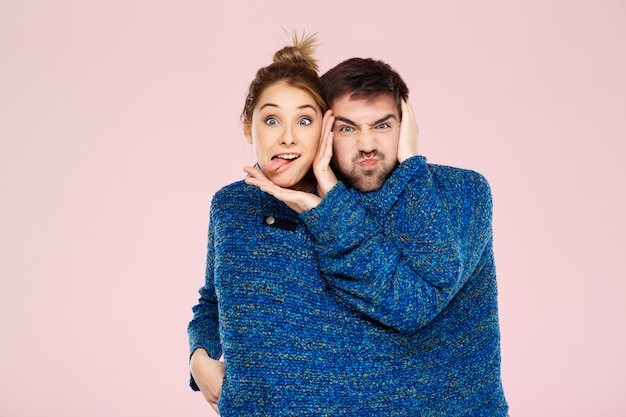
[317,110,335,163]
[243,165,268,181]
[243,165,289,196]
[243,165,322,212]
[397,100,419,163]
[403,100,418,134]
[244,175,278,195]
[243,166,283,194]
[315,130,334,168]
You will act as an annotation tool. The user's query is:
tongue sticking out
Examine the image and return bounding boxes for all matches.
[266,157,294,172]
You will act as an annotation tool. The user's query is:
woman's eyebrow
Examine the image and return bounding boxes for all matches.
[259,102,279,111]
[258,103,319,113]
[298,104,319,114]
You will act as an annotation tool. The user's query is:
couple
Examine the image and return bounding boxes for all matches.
[188,33,508,416]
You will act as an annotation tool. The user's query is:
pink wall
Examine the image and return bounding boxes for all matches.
[1,1,624,415]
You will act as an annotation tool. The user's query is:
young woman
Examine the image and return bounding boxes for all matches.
[187,34,334,415]
[188,34,421,416]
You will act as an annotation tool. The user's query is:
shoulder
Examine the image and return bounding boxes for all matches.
[212,180,252,203]
[427,163,491,197]
[209,180,257,217]
[399,157,490,194]
[424,164,493,223]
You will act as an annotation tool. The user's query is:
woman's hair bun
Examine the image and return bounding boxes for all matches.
[272,31,319,73]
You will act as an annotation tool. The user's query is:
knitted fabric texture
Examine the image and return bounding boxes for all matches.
[188,156,508,416]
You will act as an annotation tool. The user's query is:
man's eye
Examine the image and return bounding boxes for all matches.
[298,118,312,126]
[265,117,279,126]
[376,123,390,129]
[338,126,354,133]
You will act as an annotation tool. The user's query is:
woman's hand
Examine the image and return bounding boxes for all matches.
[244,111,338,213]
[244,166,322,213]
[313,110,339,198]
[190,349,225,414]
[397,100,419,163]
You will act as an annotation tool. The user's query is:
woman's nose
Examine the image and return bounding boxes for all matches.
[280,125,295,145]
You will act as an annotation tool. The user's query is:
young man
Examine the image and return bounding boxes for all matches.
[247,57,509,415]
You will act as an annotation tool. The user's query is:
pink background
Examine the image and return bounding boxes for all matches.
[1,1,625,416]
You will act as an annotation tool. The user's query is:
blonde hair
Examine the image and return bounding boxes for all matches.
[241,31,326,124]
[272,31,319,72]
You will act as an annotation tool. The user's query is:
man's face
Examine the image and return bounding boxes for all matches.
[330,93,400,192]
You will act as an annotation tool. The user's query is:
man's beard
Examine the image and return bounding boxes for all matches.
[332,154,397,193]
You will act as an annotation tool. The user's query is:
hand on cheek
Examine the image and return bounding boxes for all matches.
[313,110,339,198]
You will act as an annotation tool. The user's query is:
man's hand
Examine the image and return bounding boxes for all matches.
[313,110,339,198]
[244,165,322,213]
[190,349,225,414]
[397,100,419,163]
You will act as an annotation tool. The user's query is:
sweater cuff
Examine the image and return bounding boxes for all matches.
[300,182,376,250]
[189,341,222,361]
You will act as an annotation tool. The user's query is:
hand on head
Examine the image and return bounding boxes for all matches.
[312,110,339,198]
[397,100,419,163]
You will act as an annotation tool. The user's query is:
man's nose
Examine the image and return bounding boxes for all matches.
[357,131,376,153]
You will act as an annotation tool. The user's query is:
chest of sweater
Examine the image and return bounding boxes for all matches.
[211,196,342,337]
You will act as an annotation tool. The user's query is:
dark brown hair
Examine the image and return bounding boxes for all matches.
[320,58,409,116]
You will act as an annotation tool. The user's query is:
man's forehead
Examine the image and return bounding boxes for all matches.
[332,93,399,122]
[333,91,394,103]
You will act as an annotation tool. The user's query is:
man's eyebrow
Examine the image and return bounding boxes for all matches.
[334,114,397,127]
[368,114,397,127]
[334,116,357,126]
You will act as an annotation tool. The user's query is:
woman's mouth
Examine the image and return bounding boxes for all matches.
[266,153,301,172]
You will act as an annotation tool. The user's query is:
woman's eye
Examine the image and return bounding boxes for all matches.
[298,118,312,126]
[265,117,279,126]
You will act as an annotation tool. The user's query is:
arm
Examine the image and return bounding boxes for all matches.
[300,165,493,334]
[187,210,225,411]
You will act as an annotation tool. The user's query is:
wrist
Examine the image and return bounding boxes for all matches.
[190,348,210,367]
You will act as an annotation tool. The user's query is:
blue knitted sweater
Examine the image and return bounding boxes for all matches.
[188,156,508,416]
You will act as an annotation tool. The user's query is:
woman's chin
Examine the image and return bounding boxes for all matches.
[275,177,313,192]
[273,179,298,189]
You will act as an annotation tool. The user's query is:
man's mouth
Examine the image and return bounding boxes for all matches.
[266,153,301,172]
[358,158,378,167]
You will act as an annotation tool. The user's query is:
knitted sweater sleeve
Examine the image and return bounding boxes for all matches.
[301,161,493,334]
[187,200,223,390]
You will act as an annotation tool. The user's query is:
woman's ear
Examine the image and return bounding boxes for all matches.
[243,120,253,144]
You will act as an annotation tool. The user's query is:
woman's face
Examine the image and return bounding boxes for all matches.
[245,81,322,191]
